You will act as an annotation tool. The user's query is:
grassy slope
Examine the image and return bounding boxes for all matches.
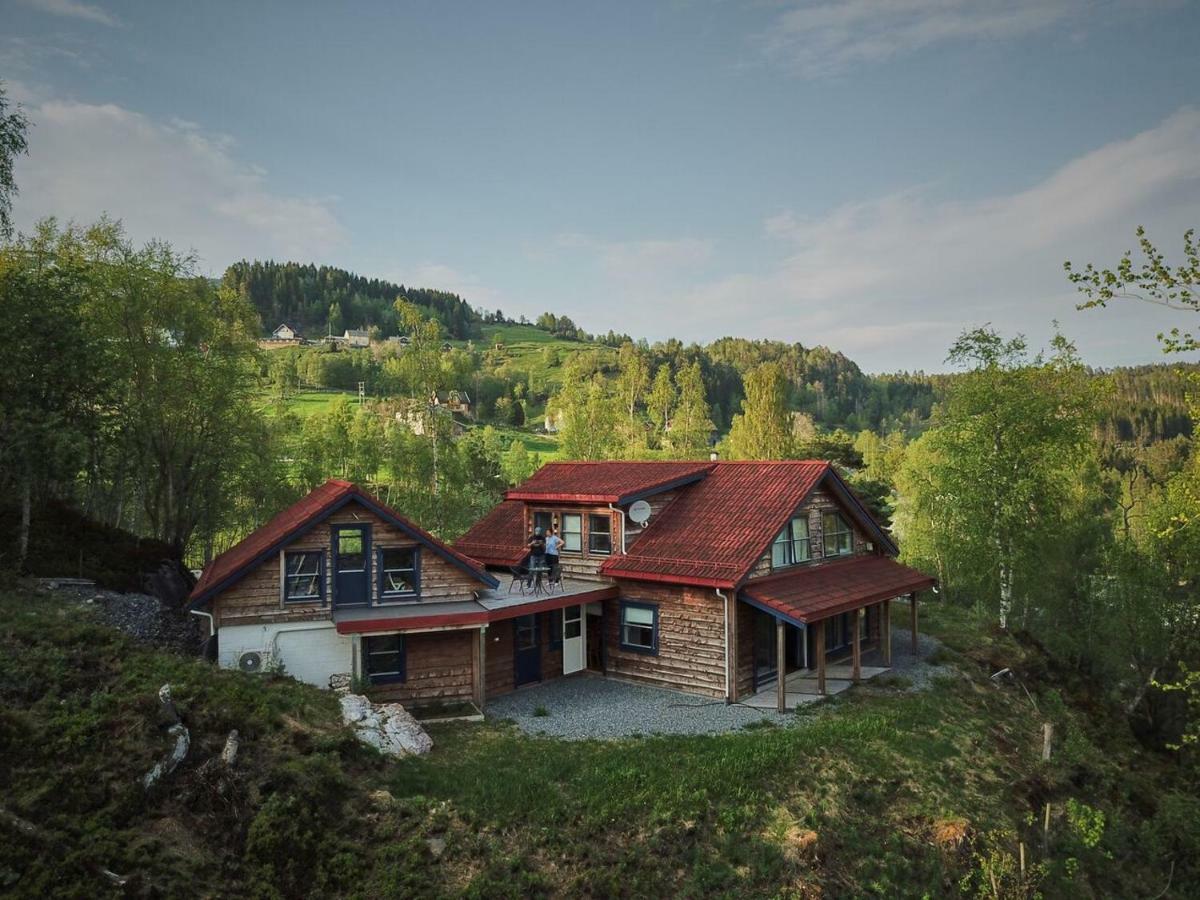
[3,589,1196,898]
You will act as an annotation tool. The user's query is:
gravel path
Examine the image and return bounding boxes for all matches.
[488,676,778,739]
[490,626,953,740]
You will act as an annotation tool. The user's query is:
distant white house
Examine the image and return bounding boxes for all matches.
[343,328,370,348]
[271,322,303,341]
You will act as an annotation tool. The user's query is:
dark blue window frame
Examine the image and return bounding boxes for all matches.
[619,600,659,655]
[364,634,406,684]
[376,546,421,602]
[331,523,372,606]
[283,550,325,604]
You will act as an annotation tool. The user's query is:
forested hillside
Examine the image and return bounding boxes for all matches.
[223,260,485,340]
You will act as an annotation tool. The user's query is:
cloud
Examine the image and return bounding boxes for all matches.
[18,0,118,27]
[759,0,1084,77]
[553,232,713,282]
[12,97,346,271]
[672,107,1200,367]
[402,262,504,309]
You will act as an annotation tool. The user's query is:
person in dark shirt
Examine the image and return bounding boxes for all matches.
[527,527,546,586]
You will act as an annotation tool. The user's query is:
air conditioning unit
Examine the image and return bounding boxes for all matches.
[238,650,272,674]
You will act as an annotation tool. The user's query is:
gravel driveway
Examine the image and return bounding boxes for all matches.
[487,676,779,739]
[488,626,951,740]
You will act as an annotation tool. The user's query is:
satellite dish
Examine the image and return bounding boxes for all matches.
[628,500,652,525]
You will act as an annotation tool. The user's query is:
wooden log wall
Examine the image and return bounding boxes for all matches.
[524,504,622,581]
[369,629,476,707]
[213,502,484,628]
[605,580,726,698]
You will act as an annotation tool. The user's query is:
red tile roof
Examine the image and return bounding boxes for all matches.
[505,461,714,504]
[451,499,528,567]
[188,479,495,606]
[600,461,831,588]
[741,555,936,623]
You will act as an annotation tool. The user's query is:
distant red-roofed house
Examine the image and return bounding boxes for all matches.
[190,459,935,714]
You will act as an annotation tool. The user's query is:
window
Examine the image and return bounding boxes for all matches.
[378,547,419,599]
[364,634,405,684]
[533,511,553,534]
[548,608,562,650]
[561,514,582,552]
[283,551,323,603]
[335,528,367,571]
[822,511,853,557]
[770,516,811,569]
[619,601,659,654]
[588,514,612,555]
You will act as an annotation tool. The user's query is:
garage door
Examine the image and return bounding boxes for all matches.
[275,627,353,688]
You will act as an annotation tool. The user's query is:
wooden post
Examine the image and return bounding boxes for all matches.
[776,618,786,713]
[815,620,827,695]
[472,628,482,710]
[1042,723,1053,761]
[910,593,919,655]
[882,599,892,667]
[851,609,862,683]
[729,597,740,703]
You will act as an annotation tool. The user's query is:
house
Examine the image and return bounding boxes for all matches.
[271,322,303,341]
[343,328,371,348]
[431,389,472,418]
[189,462,934,713]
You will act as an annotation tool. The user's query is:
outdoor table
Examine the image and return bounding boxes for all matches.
[527,565,552,596]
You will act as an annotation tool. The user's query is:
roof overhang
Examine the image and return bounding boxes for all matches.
[739,555,935,624]
[333,584,619,634]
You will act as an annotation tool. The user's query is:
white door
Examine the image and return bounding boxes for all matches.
[562,604,585,674]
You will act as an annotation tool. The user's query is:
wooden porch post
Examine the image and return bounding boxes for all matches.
[476,625,488,713]
[910,593,919,655]
[729,596,740,703]
[851,609,862,684]
[815,620,827,695]
[882,600,892,667]
[776,617,786,713]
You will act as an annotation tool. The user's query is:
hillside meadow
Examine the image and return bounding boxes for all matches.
[1,586,1195,898]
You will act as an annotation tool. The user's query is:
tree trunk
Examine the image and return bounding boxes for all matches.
[16,471,32,573]
[998,559,1012,631]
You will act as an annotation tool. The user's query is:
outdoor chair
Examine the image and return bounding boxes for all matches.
[507,564,529,594]
[546,561,564,594]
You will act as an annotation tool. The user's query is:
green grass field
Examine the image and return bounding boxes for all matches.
[2,587,1195,898]
[258,389,359,418]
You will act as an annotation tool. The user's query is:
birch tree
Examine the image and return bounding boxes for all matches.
[895,327,1095,629]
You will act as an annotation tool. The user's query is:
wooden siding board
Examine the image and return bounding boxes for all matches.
[369,630,476,706]
[606,580,726,698]
[214,506,482,628]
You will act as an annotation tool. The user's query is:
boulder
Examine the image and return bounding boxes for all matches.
[339,693,433,757]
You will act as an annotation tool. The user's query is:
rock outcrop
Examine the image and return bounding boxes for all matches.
[335,685,433,757]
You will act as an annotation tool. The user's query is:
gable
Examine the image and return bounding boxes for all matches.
[189,481,496,608]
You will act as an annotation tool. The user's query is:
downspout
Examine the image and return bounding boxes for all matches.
[189,609,215,639]
[716,588,730,703]
[607,504,627,555]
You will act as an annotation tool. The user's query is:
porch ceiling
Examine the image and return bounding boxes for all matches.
[740,555,935,624]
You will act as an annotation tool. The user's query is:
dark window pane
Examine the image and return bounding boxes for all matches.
[588,514,612,554]
[336,529,366,570]
[381,547,417,595]
[284,552,322,601]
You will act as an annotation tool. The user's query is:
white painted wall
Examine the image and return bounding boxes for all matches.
[218,621,353,688]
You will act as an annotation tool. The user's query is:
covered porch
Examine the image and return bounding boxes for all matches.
[735,556,935,712]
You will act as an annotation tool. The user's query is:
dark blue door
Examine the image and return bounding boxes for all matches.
[514,615,541,686]
[333,525,370,606]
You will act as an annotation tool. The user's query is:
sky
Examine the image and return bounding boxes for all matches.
[3,0,1199,372]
